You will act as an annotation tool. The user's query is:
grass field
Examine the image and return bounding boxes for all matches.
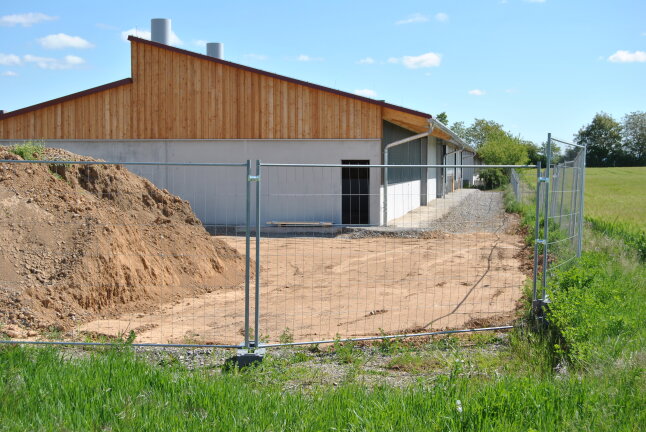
[585,167,646,231]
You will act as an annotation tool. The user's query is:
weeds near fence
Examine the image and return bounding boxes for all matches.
[9,141,45,160]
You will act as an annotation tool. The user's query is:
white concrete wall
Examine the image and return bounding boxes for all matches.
[3,139,382,227]
[426,136,438,202]
[380,179,421,223]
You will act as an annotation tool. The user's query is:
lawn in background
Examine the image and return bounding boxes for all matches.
[585,167,646,231]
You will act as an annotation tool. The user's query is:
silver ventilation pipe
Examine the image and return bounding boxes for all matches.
[151,18,171,44]
[206,42,224,59]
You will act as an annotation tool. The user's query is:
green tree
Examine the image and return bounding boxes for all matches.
[450,121,467,140]
[477,130,530,189]
[539,140,563,165]
[460,118,506,149]
[622,111,646,165]
[435,112,448,125]
[478,131,530,166]
[521,141,542,165]
[575,112,623,167]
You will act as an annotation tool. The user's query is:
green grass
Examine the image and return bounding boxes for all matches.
[0,345,642,431]
[585,167,646,232]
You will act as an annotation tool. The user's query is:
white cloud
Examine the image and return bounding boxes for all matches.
[396,13,429,25]
[468,89,486,96]
[121,28,183,46]
[297,54,323,62]
[357,57,375,64]
[0,53,21,66]
[2,71,18,77]
[23,54,85,70]
[389,53,442,68]
[354,89,378,98]
[244,53,268,61]
[64,55,84,65]
[0,12,57,27]
[400,52,442,69]
[608,50,646,63]
[505,88,518,94]
[193,40,207,48]
[38,33,94,49]
[435,12,449,22]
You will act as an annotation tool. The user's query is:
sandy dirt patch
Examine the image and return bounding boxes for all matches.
[80,228,526,345]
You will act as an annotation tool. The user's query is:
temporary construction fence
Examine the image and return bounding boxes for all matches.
[0,137,585,350]
[523,135,586,313]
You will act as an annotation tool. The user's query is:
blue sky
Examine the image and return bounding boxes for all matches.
[1,0,644,144]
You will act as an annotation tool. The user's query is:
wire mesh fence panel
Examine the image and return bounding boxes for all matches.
[255,163,529,346]
[0,146,249,347]
[540,137,586,293]
[510,167,538,207]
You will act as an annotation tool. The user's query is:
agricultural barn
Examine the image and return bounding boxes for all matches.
[0,19,473,227]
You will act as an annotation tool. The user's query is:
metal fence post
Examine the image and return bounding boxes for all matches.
[532,161,542,305]
[577,145,587,257]
[541,134,552,300]
[383,151,388,226]
[244,160,251,349]
[254,160,262,348]
[569,161,579,241]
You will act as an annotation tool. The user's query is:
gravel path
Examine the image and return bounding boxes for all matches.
[343,190,511,238]
[432,190,507,233]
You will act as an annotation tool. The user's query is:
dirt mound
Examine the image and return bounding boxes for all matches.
[0,147,245,335]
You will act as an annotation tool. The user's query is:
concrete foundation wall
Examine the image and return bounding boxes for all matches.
[1,139,382,226]
[426,136,438,203]
[381,180,421,223]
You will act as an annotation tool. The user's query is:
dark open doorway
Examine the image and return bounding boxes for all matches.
[342,160,369,225]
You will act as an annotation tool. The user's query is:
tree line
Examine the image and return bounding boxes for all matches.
[436,111,646,169]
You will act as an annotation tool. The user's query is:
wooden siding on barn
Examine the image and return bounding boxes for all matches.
[0,83,132,140]
[1,40,385,140]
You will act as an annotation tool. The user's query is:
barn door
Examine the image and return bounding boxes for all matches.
[342,160,369,224]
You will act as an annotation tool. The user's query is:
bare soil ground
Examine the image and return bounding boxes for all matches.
[80,224,526,345]
[0,147,245,339]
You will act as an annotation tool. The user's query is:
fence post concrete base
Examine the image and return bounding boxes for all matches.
[227,344,265,369]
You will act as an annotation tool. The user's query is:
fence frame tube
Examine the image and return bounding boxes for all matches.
[541,134,552,300]
[244,160,252,349]
[254,160,262,348]
[577,145,587,257]
[532,161,542,304]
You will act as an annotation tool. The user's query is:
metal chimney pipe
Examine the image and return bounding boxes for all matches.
[151,18,171,44]
[206,43,224,59]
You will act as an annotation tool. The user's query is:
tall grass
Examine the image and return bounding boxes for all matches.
[586,216,646,261]
[0,346,643,431]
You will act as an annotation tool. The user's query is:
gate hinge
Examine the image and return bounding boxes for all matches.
[248,175,261,182]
